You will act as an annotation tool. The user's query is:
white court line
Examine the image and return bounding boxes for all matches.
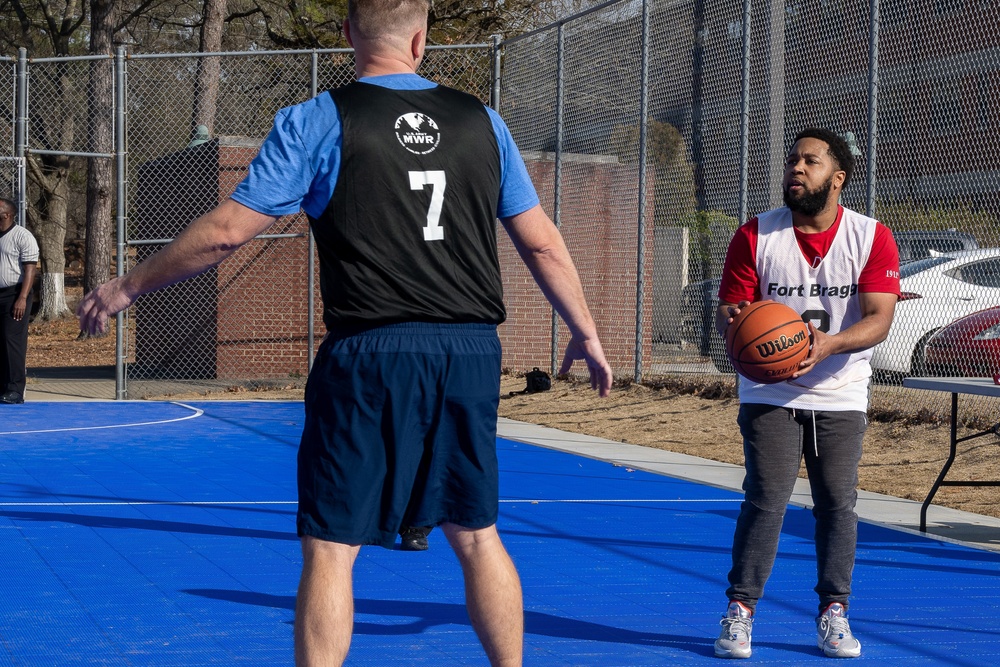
[0,498,736,508]
[499,499,738,503]
[0,401,204,436]
[0,500,295,507]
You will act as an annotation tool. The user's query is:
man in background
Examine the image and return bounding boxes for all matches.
[0,198,38,405]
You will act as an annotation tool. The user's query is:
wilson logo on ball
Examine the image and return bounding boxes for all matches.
[755,330,808,358]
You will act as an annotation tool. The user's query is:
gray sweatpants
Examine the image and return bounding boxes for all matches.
[725,403,866,615]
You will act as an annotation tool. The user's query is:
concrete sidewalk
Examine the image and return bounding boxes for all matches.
[24,366,116,401]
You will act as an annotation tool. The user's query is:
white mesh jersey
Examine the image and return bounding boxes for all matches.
[740,206,878,412]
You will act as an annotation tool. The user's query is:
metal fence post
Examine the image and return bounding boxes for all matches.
[766,0,785,209]
[633,0,650,384]
[490,35,501,113]
[115,47,127,399]
[738,0,752,227]
[15,48,26,227]
[550,24,565,378]
[865,0,880,218]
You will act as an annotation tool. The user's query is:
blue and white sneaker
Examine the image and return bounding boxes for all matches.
[715,601,753,659]
[816,602,861,658]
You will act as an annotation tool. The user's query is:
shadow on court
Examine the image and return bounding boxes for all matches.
[184,588,714,655]
[0,509,298,541]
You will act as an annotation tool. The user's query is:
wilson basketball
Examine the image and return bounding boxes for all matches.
[725,300,811,384]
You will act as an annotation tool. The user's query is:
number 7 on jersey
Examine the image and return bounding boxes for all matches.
[409,170,447,241]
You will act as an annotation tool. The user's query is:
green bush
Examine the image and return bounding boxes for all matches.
[609,120,738,280]
[678,210,739,282]
[610,118,697,228]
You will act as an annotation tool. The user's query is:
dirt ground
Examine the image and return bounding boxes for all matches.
[24,300,1000,521]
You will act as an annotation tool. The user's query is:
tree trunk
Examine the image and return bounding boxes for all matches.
[191,0,227,138]
[25,57,77,322]
[30,153,71,321]
[83,0,115,311]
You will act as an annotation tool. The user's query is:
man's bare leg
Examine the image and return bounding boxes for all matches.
[442,523,523,667]
[294,535,361,667]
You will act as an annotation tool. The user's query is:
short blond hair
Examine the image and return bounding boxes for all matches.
[347,0,430,41]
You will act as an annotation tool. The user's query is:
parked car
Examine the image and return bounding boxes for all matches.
[871,248,1000,377]
[892,229,979,264]
[923,306,1000,377]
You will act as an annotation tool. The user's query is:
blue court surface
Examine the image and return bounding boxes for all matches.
[0,401,997,665]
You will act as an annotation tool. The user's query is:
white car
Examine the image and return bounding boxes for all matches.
[871,248,1000,376]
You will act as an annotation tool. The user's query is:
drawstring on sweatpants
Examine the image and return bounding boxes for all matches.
[811,410,817,457]
[792,408,819,457]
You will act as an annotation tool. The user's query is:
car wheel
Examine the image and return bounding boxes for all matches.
[908,329,940,378]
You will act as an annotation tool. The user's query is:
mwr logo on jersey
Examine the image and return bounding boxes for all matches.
[395,113,441,154]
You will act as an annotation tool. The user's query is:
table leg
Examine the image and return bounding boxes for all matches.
[920,392,959,532]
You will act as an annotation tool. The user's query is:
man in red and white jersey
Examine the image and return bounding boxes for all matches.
[711,128,900,660]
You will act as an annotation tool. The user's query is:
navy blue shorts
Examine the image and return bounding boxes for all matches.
[297,322,502,548]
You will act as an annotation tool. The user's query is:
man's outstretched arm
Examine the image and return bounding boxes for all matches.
[77,199,276,335]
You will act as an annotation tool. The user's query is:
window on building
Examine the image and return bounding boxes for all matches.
[726,20,743,42]
[976,71,993,131]
[878,86,907,141]
[882,0,907,25]
[934,0,963,14]
[931,78,963,135]
[818,0,849,41]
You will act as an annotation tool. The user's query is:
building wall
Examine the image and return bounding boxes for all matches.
[214,138,318,380]
[134,143,655,381]
[133,138,316,381]
[500,152,654,375]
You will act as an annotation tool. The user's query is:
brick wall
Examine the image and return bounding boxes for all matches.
[500,152,654,377]
[133,143,653,381]
[132,137,317,380]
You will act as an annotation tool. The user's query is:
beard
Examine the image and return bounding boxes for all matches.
[783,175,834,216]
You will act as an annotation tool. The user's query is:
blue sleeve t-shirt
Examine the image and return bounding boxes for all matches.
[231,73,539,221]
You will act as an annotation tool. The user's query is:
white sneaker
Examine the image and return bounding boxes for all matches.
[816,602,861,658]
[714,601,753,659]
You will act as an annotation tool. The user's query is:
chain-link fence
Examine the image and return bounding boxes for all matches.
[119,46,494,398]
[499,0,1000,423]
[3,45,493,399]
[3,2,1000,420]
[0,157,24,216]
[0,58,13,158]
[0,58,24,226]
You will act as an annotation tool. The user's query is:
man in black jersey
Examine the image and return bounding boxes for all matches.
[77,0,613,665]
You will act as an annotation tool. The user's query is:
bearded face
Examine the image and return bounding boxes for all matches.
[783,173,835,217]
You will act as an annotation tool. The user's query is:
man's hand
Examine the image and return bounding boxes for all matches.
[716,300,750,337]
[12,296,26,321]
[558,335,613,397]
[790,323,828,378]
[76,277,137,336]
[75,201,277,337]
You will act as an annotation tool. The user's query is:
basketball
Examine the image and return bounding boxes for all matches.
[725,300,811,384]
